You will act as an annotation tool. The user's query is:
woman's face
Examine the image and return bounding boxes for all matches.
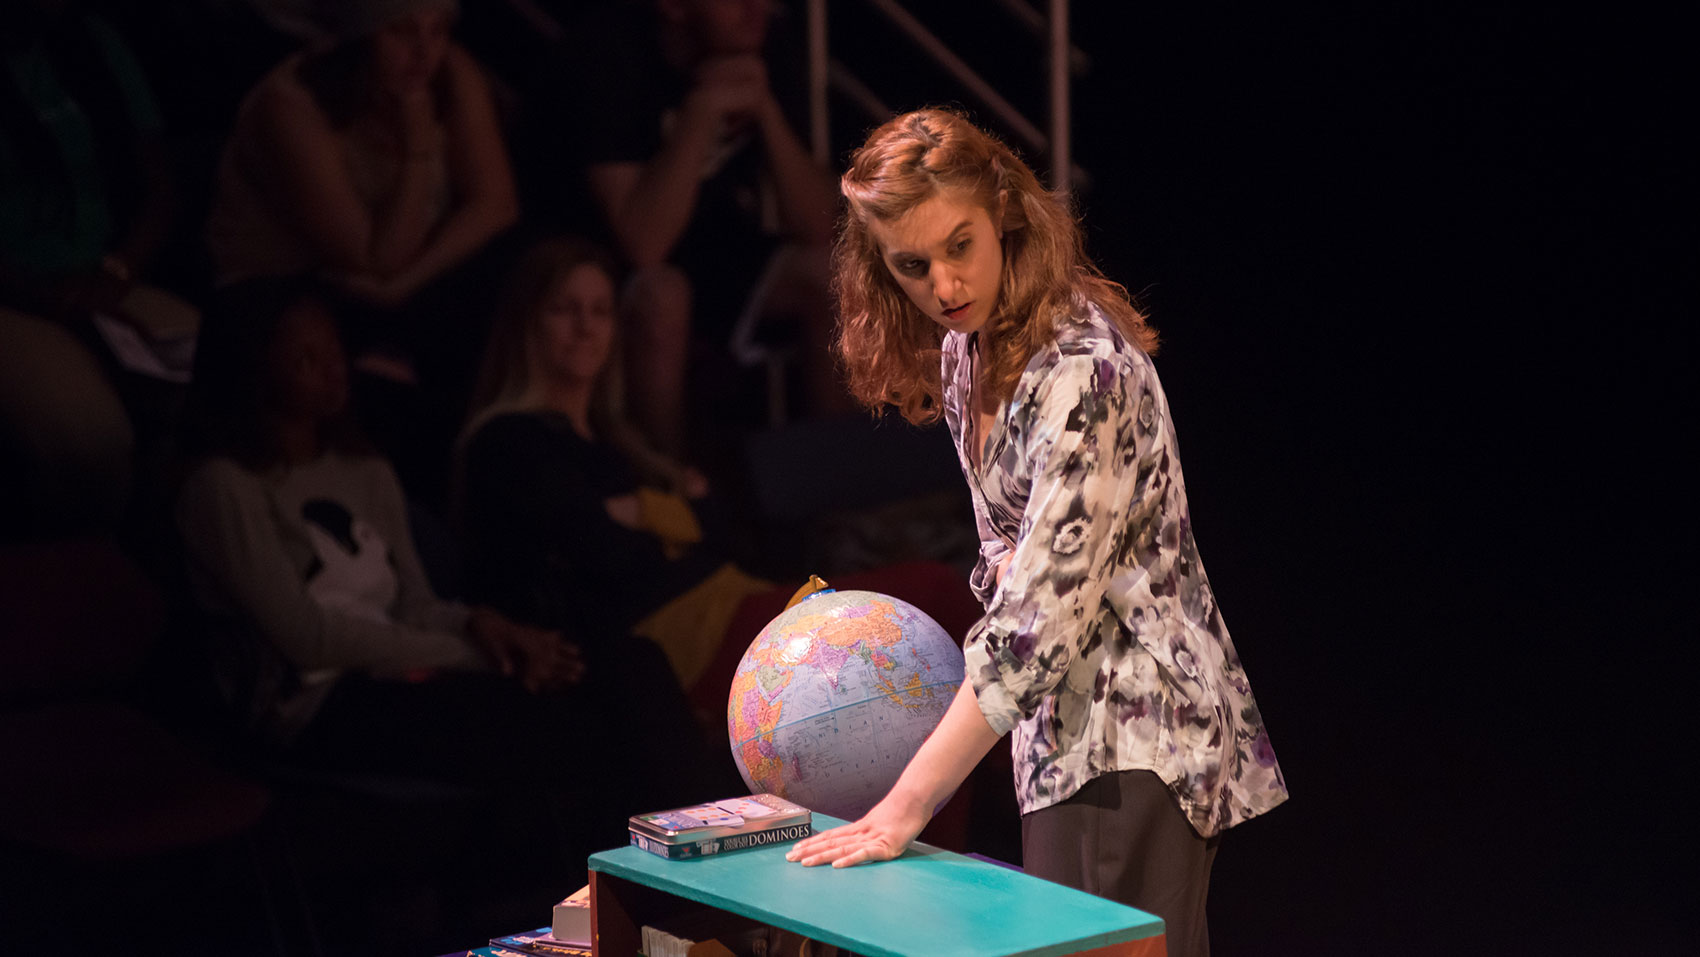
[534,263,618,387]
[372,10,453,96]
[267,300,349,421]
[864,189,1005,337]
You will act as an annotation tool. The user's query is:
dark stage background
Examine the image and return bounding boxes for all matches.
[10,2,1683,954]
[1048,5,1685,954]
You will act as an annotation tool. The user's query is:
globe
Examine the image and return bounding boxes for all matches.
[726,588,965,822]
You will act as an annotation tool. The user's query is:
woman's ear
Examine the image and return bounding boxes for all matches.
[995,190,1010,238]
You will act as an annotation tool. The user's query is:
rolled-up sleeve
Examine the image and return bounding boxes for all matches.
[968,536,1012,607]
[964,352,1156,734]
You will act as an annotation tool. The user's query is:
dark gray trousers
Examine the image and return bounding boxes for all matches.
[1021,770,1220,957]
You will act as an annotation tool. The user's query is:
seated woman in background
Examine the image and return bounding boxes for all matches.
[458,237,984,718]
[207,0,516,311]
[458,237,769,692]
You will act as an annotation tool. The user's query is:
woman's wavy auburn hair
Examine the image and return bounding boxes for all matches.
[835,108,1156,425]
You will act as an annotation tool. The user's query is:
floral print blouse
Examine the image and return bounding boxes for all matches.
[945,302,1288,837]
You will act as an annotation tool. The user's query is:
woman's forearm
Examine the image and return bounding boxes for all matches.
[888,677,1003,816]
[756,99,837,246]
[787,675,1003,867]
[361,193,517,303]
[596,105,722,266]
[364,47,517,284]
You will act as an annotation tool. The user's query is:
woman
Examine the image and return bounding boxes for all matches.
[785,110,1288,957]
[458,237,769,687]
[206,0,516,307]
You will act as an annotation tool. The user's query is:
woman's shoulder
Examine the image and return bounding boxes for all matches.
[181,455,259,495]
[318,448,402,484]
[439,42,501,113]
[187,451,392,492]
[234,53,327,137]
[1024,302,1153,391]
[177,455,277,521]
[442,42,490,87]
[471,408,570,436]
[1057,300,1146,353]
[244,52,313,107]
[465,409,577,456]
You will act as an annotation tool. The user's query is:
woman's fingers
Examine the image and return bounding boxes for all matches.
[832,845,879,868]
[787,823,899,867]
[548,635,586,685]
[550,649,585,686]
[795,841,860,866]
[562,657,586,684]
[786,824,854,861]
[485,637,518,677]
[801,837,891,867]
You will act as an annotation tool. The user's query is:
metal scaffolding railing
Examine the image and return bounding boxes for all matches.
[805,0,1084,190]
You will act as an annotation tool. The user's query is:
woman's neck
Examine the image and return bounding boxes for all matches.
[270,415,323,466]
[537,379,595,440]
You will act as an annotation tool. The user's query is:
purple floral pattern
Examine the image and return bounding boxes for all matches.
[946,303,1288,837]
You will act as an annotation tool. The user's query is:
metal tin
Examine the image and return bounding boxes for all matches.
[628,793,812,844]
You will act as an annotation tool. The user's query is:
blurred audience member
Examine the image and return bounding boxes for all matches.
[568,0,841,455]
[1,0,194,535]
[205,0,517,406]
[459,237,774,692]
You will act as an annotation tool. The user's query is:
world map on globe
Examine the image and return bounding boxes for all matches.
[727,589,965,821]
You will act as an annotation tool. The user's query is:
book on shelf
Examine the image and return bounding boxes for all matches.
[638,921,838,957]
[641,923,738,957]
[476,885,587,957]
[486,927,590,957]
[628,794,812,860]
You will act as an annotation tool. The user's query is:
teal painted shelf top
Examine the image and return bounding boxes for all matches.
[588,815,1163,957]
